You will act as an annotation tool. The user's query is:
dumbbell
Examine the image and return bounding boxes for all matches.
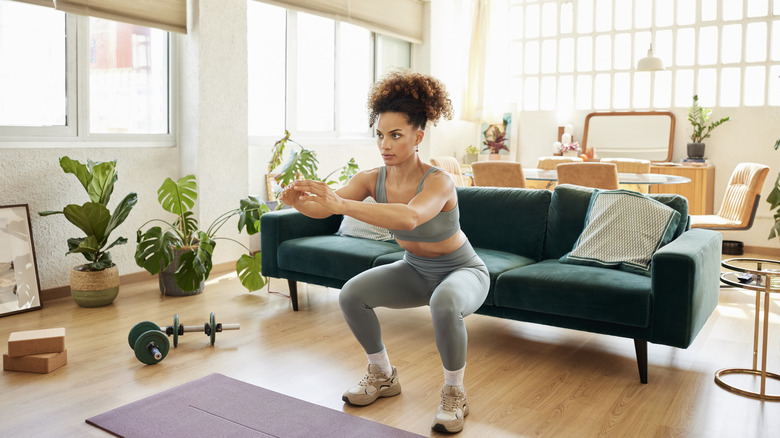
[127,321,170,365]
[161,312,240,347]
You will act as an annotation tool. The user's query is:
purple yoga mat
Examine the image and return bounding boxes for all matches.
[86,373,423,438]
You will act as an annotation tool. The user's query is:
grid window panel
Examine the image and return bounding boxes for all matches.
[723,0,744,21]
[720,68,742,107]
[613,72,631,108]
[747,0,768,18]
[743,66,766,106]
[697,69,717,107]
[540,76,557,110]
[745,22,767,62]
[675,69,694,107]
[559,38,575,72]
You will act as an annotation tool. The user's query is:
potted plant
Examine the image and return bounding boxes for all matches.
[39,157,137,307]
[482,125,508,160]
[134,175,269,295]
[267,130,359,203]
[768,137,780,242]
[687,95,730,160]
[464,145,479,165]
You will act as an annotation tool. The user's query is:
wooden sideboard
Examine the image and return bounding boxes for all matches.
[650,164,715,215]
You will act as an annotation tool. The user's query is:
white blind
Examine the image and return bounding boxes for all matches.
[258,0,424,44]
[11,0,55,7]
[50,0,187,33]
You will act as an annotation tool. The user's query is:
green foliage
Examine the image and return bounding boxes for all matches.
[39,157,137,271]
[135,175,270,292]
[465,144,479,155]
[769,140,780,240]
[688,95,730,143]
[267,131,359,201]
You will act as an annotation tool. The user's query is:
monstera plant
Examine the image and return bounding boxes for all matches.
[39,157,138,307]
[768,138,780,241]
[135,175,269,295]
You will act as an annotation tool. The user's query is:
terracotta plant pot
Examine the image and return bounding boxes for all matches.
[70,265,120,308]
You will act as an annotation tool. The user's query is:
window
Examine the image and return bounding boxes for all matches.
[508,0,780,111]
[0,1,173,144]
[247,1,411,140]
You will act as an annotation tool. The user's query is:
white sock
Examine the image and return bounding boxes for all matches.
[366,348,393,376]
[443,364,466,388]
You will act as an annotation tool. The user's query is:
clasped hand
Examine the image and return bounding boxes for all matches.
[279,180,343,214]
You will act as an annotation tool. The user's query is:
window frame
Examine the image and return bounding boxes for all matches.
[0,10,177,148]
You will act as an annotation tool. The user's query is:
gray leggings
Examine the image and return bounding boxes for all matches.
[338,241,489,371]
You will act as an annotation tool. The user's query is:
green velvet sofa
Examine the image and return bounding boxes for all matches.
[260,184,722,383]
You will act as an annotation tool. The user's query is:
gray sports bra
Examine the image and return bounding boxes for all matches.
[374,166,460,243]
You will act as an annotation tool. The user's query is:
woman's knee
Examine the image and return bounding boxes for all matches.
[429,292,462,323]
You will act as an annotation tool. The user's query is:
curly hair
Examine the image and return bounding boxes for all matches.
[367,70,454,130]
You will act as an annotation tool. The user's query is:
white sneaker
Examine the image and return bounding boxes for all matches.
[432,384,468,433]
[342,364,401,406]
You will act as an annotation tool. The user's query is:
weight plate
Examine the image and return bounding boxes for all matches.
[173,314,180,348]
[133,330,170,365]
[128,321,161,349]
[210,312,216,345]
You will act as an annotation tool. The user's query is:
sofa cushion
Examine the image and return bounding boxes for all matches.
[278,235,401,281]
[337,197,395,242]
[457,187,550,261]
[559,189,681,276]
[494,259,652,327]
[544,184,689,260]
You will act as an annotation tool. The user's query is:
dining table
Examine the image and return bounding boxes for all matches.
[522,168,691,185]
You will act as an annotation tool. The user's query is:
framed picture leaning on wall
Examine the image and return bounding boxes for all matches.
[0,204,42,317]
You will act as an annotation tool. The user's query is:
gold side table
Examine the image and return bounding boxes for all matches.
[717,258,780,401]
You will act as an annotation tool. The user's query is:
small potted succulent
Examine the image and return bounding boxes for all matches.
[39,157,137,307]
[687,95,730,159]
[464,144,479,165]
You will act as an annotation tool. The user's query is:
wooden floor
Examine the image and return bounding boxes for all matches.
[1,263,779,437]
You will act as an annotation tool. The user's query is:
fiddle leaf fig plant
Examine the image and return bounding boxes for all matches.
[39,157,138,271]
[135,175,269,292]
[768,139,780,240]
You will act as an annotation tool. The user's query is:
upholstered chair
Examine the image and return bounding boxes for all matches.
[430,156,469,187]
[600,158,652,193]
[556,162,619,190]
[471,161,527,188]
[528,156,584,190]
[690,163,770,230]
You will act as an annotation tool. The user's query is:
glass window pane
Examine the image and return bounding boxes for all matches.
[577,37,592,72]
[559,38,574,73]
[509,6,524,39]
[744,66,766,106]
[338,23,370,133]
[745,22,767,62]
[769,65,780,106]
[655,30,673,70]
[633,71,650,108]
[593,73,610,109]
[720,68,741,106]
[747,0,768,17]
[557,75,574,113]
[614,0,632,30]
[721,24,743,64]
[560,2,573,33]
[576,75,592,110]
[655,0,673,27]
[723,0,743,21]
[676,28,695,67]
[542,2,557,37]
[248,1,286,136]
[509,41,524,75]
[697,69,717,107]
[594,35,611,71]
[296,13,335,131]
[540,76,557,110]
[524,76,539,111]
[701,0,717,21]
[577,0,593,34]
[613,72,630,109]
[698,26,718,65]
[509,77,523,109]
[525,41,540,74]
[675,69,694,107]
[541,39,557,74]
[653,71,671,108]
[525,3,540,38]
[773,21,780,61]
[677,0,696,25]
[613,33,631,70]
[595,0,612,32]
[634,31,651,67]
[89,18,169,134]
[0,2,66,127]
[635,0,651,29]
[375,34,411,77]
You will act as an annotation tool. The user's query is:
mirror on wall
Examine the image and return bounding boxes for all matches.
[0,204,42,317]
[581,111,676,162]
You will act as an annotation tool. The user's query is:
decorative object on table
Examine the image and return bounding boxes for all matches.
[768,138,780,242]
[463,144,479,165]
[134,175,269,296]
[0,204,42,317]
[559,141,582,157]
[686,94,730,160]
[39,157,137,308]
[481,113,512,159]
[266,130,359,203]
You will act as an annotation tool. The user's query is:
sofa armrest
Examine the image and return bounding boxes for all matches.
[649,228,722,348]
[260,209,343,278]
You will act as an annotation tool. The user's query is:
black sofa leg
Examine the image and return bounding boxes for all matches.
[634,339,648,384]
[287,279,299,311]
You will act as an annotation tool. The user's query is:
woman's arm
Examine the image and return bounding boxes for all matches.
[279,170,373,219]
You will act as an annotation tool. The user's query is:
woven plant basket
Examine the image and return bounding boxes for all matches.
[159,247,205,296]
[70,265,120,308]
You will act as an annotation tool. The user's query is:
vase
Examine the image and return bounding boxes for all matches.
[70,265,120,308]
[464,153,478,165]
[489,153,501,161]
[159,247,205,296]
[687,142,705,159]
[563,150,580,157]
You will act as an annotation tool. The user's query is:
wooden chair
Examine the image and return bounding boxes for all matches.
[471,161,526,188]
[528,156,584,190]
[600,158,652,193]
[556,162,619,190]
[430,156,469,187]
[690,163,769,230]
